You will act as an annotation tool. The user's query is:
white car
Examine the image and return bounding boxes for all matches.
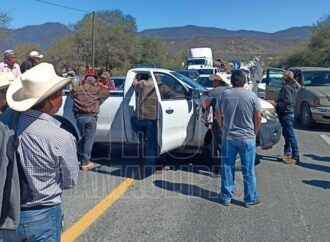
[256,75,267,98]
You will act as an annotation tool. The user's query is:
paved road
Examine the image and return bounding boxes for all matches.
[58,123,330,242]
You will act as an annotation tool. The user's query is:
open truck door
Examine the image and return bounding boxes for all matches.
[265,68,285,100]
[152,72,195,154]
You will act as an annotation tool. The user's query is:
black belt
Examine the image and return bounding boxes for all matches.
[21,204,56,211]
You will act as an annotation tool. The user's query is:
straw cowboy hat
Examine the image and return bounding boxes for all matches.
[6,63,72,112]
[0,72,15,90]
[209,72,231,85]
[282,71,295,82]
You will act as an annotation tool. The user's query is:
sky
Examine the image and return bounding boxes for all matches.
[2,0,330,32]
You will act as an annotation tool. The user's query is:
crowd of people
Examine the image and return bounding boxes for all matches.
[0,48,301,241]
[0,49,115,241]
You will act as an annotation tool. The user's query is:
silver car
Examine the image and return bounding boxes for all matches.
[265,67,330,128]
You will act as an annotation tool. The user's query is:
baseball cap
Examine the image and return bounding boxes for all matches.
[29,51,44,59]
[4,50,15,57]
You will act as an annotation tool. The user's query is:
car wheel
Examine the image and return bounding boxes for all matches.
[301,102,314,129]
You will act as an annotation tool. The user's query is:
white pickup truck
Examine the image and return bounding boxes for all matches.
[57,68,281,158]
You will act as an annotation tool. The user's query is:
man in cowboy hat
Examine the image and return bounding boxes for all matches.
[202,72,231,176]
[269,71,300,165]
[71,69,109,171]
[1,63,79,241]
[0,50,21,78]
[0,72,15,114]
[20,50,44,74]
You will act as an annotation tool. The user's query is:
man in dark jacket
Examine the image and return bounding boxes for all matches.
[273,71,300,164]
[71,69,110,171]
[20,51,43,73]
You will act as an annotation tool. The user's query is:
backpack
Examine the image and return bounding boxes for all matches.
[0,109,32,230]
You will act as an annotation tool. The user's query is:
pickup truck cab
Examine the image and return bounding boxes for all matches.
[57,68,281,160]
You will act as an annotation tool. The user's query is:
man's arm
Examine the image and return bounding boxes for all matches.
[216,110,223,128]
[253,111,262,136]
[58,135,79,189]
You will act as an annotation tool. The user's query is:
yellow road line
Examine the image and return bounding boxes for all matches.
[61,176,136,242]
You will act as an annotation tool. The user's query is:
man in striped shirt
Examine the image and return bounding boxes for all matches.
[1,63,79,242]
[0,50,21,78]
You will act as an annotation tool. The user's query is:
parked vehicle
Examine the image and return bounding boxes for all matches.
[196,75,213,90]
[58,68,281,162]
[256,76,266,98]
[195,67,220,75]
[173,69,200,81]
[265,67,330,128]
[186,47,213,69]
[111,75,125,90]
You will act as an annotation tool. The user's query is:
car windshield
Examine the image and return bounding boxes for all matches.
[303,71,330,86]
[170,71,206,92]
[196,76,213,88]
[186,59,206,65]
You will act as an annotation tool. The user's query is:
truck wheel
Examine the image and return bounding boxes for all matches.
[301,102,314,129]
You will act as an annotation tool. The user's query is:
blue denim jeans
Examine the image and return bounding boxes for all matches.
[0,205,62,242]
[278,113,299,159]
[132,118,158,166]
[76,115,97,166]
[221,139,258,204]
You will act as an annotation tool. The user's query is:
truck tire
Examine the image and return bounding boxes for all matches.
[301,102,314,129]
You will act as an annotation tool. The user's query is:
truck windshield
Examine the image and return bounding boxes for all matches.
[186,59,206,66]
[170,71,206,93]
[303,71,330,86]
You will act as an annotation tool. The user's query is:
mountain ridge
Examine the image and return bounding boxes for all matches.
[0,23,311,60]
[139,25,311,40]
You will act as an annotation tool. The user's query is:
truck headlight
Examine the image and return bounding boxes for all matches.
[319,97,330,106]
[261,109,278,123]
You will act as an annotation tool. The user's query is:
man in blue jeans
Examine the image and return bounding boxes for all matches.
[72,69,109,171]
[216,69,262,208]
[132,73,160,176]
[272,71,300,164]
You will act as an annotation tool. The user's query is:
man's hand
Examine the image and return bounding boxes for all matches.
[253,111,262,136]
[97,82,109,90]
[132,78,140,87]
[266,100,276,107]
[203,99,212,110]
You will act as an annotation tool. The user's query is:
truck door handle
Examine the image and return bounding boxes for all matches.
[166,109,174,114]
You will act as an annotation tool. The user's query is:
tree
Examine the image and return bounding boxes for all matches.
[15,44,41,64]
[308,16,330,66]
[46,9,178,73]
[46,34,78,73]
[0,12,10,42]
[273,15,330,68]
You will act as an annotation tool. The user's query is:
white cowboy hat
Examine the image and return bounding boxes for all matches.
[209,72,231,85]
[0,72,15,90]
[6,63,71,112]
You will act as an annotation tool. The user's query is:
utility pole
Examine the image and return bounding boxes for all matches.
[92,11,95,69]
